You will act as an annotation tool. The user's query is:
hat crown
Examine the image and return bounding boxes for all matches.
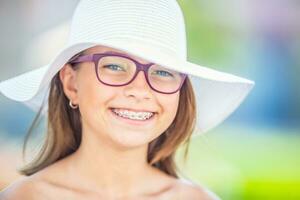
[68,0,187,59]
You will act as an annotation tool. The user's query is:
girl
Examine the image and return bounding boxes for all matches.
[0,0,254,199]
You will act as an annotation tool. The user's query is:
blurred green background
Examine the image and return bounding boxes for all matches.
[0,0,299,199]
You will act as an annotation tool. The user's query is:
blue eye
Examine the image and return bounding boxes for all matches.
[154,70,174,77]
[104,64,125,71]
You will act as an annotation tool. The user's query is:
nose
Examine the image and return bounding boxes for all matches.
[123,71,153,100]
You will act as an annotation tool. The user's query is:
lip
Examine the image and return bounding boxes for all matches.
[109,108,156,126]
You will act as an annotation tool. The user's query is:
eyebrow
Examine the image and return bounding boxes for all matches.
[103,50,127,56]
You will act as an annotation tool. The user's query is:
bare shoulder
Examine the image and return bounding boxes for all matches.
[0,176,44,200]
[174,179,222,200]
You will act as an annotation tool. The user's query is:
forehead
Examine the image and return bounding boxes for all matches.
[83,45,151,64]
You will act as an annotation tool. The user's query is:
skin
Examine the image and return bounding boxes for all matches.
[0,45,220,200]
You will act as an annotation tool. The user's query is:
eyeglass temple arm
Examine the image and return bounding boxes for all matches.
[69,54,94,64]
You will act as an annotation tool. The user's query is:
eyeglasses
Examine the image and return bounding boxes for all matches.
[68,52,187,94]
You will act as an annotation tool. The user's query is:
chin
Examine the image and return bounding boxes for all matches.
[109,130,159,149]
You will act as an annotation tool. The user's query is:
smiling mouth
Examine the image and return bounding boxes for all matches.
[109,108,156,124]
[110,108,155,120]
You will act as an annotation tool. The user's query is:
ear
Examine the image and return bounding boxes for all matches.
[59,64,79,104]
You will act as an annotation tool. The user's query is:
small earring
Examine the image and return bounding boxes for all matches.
[69,100,78,109]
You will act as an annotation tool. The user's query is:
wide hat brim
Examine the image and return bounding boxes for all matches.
[0,38,255,137]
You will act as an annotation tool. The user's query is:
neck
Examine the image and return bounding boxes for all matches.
[66,127,160,197]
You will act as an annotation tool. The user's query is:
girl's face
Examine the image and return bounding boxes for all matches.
[61,46,180,149]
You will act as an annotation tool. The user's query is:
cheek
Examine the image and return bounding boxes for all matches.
[76,73,115,125]
[158,93,180,128]
[75,66,114,106]
[168,95,180,117]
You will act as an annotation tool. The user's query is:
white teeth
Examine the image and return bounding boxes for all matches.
[112,108,154,120]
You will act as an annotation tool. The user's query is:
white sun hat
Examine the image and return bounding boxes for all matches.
[0,0,254,137]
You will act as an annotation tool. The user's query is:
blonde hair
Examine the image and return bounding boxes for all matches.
[18,53,197,177]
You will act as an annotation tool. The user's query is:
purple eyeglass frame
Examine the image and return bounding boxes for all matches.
[68,51,187,94]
